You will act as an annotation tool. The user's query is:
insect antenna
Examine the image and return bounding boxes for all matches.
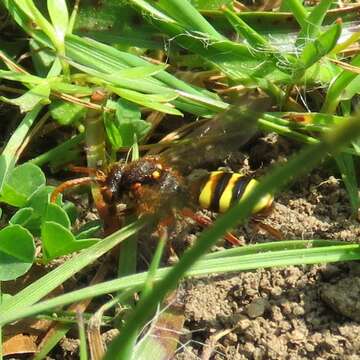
[50,166,107,203]
[50,177,94,203]
[67,165,98,175]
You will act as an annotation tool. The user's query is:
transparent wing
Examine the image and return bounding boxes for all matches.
[158,96,270,174]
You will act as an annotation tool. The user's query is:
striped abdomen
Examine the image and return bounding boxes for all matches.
[198,171,273,214]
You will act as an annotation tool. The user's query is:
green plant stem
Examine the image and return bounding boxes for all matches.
[258,118,319,144]
[105,113,360,359]
[77,312,88,360]
[118,237,138,279]
[29,133,84,166]
[285,0,308,28]
[84,92,108,221]
[0,281,2,360]
[142,229,167,300]
[321,54,360,113]
[36,311,112,324]
[116,234,137,328]
[85,106,106,169]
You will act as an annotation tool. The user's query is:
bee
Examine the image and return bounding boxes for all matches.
[51,98,277,244]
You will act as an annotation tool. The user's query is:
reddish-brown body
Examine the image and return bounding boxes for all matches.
[102,156,189,217]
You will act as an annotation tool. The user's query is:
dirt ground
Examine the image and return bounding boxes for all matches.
[172,134,360,359]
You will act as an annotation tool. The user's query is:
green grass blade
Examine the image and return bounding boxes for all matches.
[142,232,166,298]
[118,237,138,279]
[29,133,84,167]
[0,105,42,193]
[258,117,319,144]
[129,0,177,23]
[293,20,342,80]
[33,324,72,360]
[222,6,269,48]
[282,0,308,28]
[2,241,359,327]
[322,54,360,113]
[77,312,88,360]
[65,34,218,99]
[335,154,359,216]
[295,0,333,48]
[156,0,222,39]
[204,239,345,259]
[192,243,360,275]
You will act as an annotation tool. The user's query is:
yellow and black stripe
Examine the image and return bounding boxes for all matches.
[198,171,273,214]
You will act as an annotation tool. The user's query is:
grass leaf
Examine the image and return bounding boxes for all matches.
[295,0,333,48]
[47,0,69,41]
[335,154,359,216]
[0,81,50,112]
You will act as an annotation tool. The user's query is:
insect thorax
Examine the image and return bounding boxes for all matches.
[105,157,189,215]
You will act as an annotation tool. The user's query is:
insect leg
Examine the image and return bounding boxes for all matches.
[181,208,243,246]
[156,215,179,260]
[251,219,284,240]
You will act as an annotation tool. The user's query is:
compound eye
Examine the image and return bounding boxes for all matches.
[151,164,163,180]
[151,170,161,180]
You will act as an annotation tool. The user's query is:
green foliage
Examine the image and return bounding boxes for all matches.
[293,21,342,79]
[75,220,102,240]
[191,0,231,9]
[50,100,87,125]
[0,225,35,281]
[0,82,51,113]
[41,221,98,262]
[104,98,151,149]
[295,0,333,48]
[10,207,37,228]
[115,99,149,144]
[43,203,71,229]
[0,163,99,272]
[2,1,360,358]
[0,106,42,195]
[47,0,69,40]
[0,163,46,207]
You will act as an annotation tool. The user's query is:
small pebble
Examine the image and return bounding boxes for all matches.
[245,298,268,318]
